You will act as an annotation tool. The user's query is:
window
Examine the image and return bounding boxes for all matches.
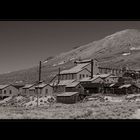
[86,74,88,77]
[83,74,85,78]
[80,74,82,79]
[4,90,6,94]
[46,89,48,94]
[9,90,12,94]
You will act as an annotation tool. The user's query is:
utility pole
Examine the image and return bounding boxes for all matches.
[91,59,93,79]
[57,67,61,85]
[39,61,42,82]
[37,61,42,107]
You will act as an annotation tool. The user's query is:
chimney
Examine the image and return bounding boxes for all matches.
[38,61,42,82]
[91,59,93,79]
[58,67,61,84]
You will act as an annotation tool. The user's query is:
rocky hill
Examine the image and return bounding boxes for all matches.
[1,29,140,84]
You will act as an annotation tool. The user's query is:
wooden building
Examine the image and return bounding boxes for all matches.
[52,59,99,82]
[65,81,84,94]
[22,84,36,96]
[80,83,103,94]
[56,92,80,104]
[12,83,25,95]
[35,83,54,96]
[104,83,140,95]
[0,85,19,99]
[51,80,75,93]
[118,84,139,94]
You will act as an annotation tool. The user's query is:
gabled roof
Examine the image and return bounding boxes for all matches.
[35,83,47,88]
[0,85,10,89]
[66,81,80,87]
[57,92,78,97]
[60,63,90,74]
[80,75,100,82]
[22,84,36,89]
[99,74,112,78]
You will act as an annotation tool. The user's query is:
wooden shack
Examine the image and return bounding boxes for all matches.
[22,84,36,96]
[80,83,103,95]
[118,84,139,94]
[56,92,80,104]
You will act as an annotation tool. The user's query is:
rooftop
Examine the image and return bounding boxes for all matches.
[57,92,78,97]
[0,85,9,89]
[119,84,132,89]
[80,75,100,82]
[35,83,47,88]
[66,81,80,87]
[99,74,112,78]
[51,80,76,86]
[22,84,35,89]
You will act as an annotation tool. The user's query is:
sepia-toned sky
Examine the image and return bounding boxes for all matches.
[0,21,140,74]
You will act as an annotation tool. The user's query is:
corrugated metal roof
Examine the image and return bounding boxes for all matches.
[51,80,75,86]
[80,75,100,82]
[119,84,131,89]
[57,92,78,97]
[0,85,9,89]
[60,63,90,74]
[99,74,112,78]
[22,84,35,89]
[66,81,80,87]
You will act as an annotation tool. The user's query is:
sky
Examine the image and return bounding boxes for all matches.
[0,21,140,74]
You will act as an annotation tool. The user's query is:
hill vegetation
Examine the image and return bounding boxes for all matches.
[1,29,140,84]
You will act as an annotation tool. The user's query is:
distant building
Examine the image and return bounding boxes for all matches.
[52,59,100,82]
[0,85,19,99]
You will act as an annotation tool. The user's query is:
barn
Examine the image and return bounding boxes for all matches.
[56,92,80,104]
[0,85,19,99]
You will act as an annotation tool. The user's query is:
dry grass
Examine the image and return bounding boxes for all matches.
[0,97,140,119]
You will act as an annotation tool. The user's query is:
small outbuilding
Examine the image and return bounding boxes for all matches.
[118,84,139,94]
[56,92,80,104]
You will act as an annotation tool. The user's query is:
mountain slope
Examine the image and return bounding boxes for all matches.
[1,29,140,84]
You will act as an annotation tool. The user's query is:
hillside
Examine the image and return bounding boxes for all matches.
[1,29,140,84]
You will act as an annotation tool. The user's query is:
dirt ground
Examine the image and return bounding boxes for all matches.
[0,97,140,119]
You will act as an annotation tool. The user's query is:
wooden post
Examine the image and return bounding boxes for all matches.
[58,67,61,84]
[91,59,93,79]
[37,61,42,107]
